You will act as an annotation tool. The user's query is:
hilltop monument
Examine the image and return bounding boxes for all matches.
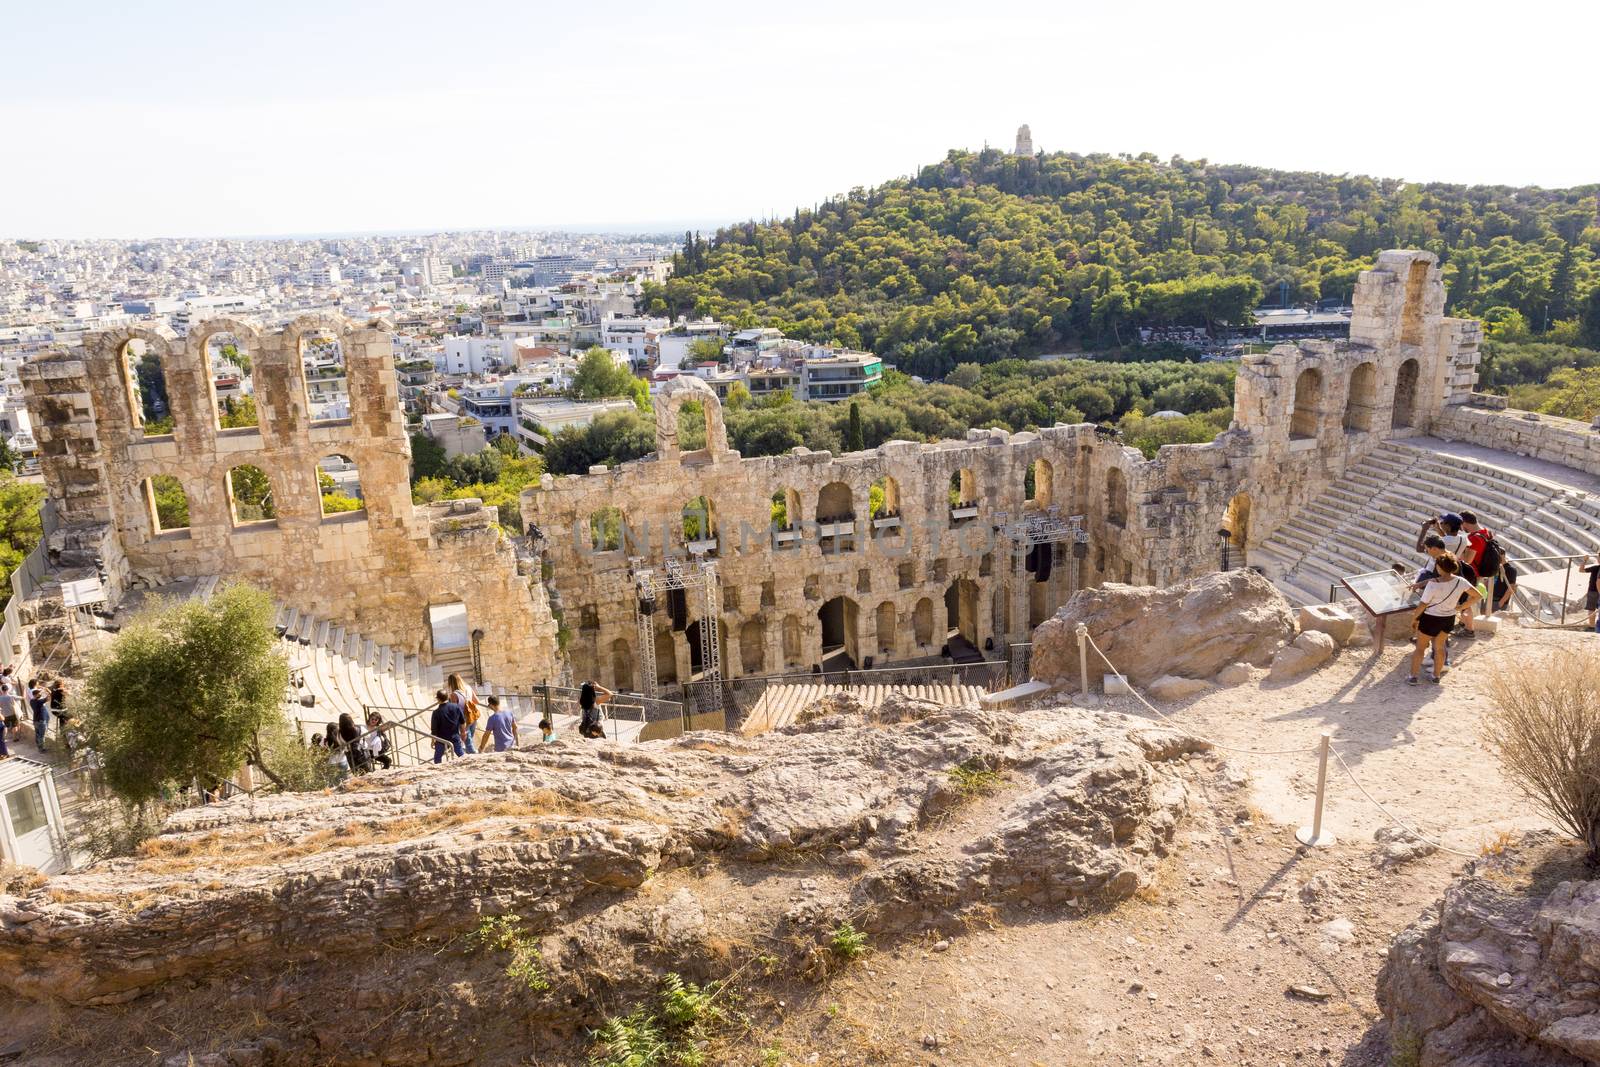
[1014,124,1033,155]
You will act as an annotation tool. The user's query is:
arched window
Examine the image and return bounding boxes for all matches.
[682,496,717,550]
[875,601,896,654]
[611,638,633,692]
[739,619,765,674]
[589,506,624,551]
[913,597,934,646]
[205,331,257,430]
[950,468,978,521]
[317,455,364,517]
[1343,362,1377,433]
[227,465,276,525]
[300,332,349,422]
[144,475,189,534]
[121,338,173,437]
[675,398,706,451]
[817,481,854,522]
[1393,358,1419,429]
[869,475,900,519]
[1105,467,1128,529]
[1025,459,1054,509]
[770,488,799,531]
[1290,368,1323,439]
[654,629,678,685]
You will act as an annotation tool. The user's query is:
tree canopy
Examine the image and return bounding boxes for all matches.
[642,149,1599,379]
[79,583,296,803]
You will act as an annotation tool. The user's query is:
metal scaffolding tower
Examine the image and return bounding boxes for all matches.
[629,554,721,699]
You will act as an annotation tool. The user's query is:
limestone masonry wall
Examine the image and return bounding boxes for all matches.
[524,250,1482,693]
[24,250,1476,695]
[22,315,559,683]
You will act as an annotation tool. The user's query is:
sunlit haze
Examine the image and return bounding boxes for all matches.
[4,0,1595,238]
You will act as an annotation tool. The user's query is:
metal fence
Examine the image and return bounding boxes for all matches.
[362,684,691,747]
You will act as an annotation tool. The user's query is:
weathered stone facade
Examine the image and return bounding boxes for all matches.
[22,315,559,682]
[525,250,1482,695]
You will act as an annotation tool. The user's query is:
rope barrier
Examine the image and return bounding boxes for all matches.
[1327,748,1480,859]
[1080,628,1488,859]
[1081,631,1319,757]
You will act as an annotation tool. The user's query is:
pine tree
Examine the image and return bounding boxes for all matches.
[846,401,865,452]
[1549,243,1577,325]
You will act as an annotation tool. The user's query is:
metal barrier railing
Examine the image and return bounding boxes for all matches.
[1500,553,1593,627]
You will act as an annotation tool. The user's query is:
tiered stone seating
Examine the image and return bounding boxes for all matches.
[741,681,989,735]
[1253,437,1600,606]
[279,604,439,743]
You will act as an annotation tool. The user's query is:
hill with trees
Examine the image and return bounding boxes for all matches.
[643,150,1600,379]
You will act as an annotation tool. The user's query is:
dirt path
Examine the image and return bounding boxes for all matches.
[1093,625,1573,853]
[736,767,1461,1066]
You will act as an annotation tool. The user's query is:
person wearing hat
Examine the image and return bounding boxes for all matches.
[1416,513,1470,558]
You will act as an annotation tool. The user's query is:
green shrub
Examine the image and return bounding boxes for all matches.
[829,921,868,961]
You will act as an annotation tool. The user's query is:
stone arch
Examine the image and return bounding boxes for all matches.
[1025,458,1054,509]
[317,454,365,517]
[1393,358,1419,429]
[944,577,979,646]
[950,468,976,509]
[739,619,765,674]
[191,317,262,431]
[1290,367,1323,439]
[681,496,717,548]
[1400,259,1430,346]
[1343,361,1377,432]
[817,480,854,522]
[143,475,190,534]
[869,475,900,518]
[226,464,277,525]
[284,313,353,425]
[782,615,803,667]
[611,637,633,692]
[654,375,728,460]
[818,595,859,668]
[1105,467,1128,528]
[875,600,896,654]
[913,596,934,646]
[770,488,800,530]
[1223,492,1251,566]
[589,505,624,551]
[119,336,176,437]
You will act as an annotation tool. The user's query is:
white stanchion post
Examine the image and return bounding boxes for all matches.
[1296,731,1336,848]
[1075,623,1089,696]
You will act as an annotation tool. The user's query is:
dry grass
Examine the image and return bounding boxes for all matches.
[1485,650,1600,862]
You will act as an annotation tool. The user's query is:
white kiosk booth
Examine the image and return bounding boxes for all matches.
[0,756,71,874]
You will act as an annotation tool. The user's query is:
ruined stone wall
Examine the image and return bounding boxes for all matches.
[22,316,559,684]
[525,250,1481,694]
[1430,404,1600,477]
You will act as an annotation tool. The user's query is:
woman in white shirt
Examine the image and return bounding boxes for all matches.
[1409,554,1481,685]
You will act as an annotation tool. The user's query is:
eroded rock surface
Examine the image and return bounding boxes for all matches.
[1378,833,1600,1066]
[0,701,1202,1065]
[1031,570,1297,687]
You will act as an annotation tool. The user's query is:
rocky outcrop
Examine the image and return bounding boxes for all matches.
[1378,833,1600,1066]
[0,702,1199,1047]
[1031,570,1297,688]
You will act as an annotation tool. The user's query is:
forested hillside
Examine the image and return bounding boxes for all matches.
[642,150,1600,379]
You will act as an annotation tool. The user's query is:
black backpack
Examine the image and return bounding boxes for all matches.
[1475,530,1505,577]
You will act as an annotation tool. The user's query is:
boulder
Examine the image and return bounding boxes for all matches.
[1298,603,1357,645]
[1378,832,1599,1067]
[1031,570,1297,688]
[1214,662,1253,686]
[1147,675,1213,701]
[1269,630,1337,679]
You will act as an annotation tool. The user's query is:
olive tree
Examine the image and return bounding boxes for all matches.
[80,582,296,803]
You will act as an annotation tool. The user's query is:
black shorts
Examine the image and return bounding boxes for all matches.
[1418,613,1452,637]
[1588,590,1599,612]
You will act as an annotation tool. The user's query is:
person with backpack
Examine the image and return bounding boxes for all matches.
[1461,511,1503,611]
[1410,554,1482,685]
[446,673,480,754]
[578,681,612,740]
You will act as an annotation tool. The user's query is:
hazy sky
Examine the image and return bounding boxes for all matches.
[4,0,1595,238]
